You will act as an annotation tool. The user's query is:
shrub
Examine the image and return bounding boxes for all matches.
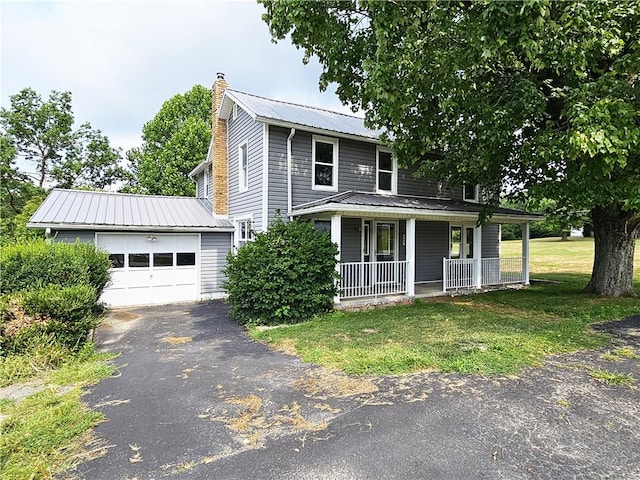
[1,285,98,353]
[0,240,111,296]
[223,217,338,326]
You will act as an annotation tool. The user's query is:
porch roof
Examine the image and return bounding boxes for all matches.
[290,191,542,224]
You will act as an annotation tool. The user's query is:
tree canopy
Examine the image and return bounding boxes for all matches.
[0,88,125,189]
[261,0,640,296]
[126,85,212,196]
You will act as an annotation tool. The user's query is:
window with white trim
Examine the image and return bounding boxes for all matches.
[463,183,479,202]
[376,147,396,193]
[236,218,253,248]
[312,136,338,191]
[239,142,248,192]
[204,168,210,199]
[450,225,475,259]
[232,103,238,120]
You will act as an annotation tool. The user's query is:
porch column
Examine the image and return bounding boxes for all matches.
[406,218,416,296]
[331,214,342,303]
[522,222,530,285]
[473,224,482,288]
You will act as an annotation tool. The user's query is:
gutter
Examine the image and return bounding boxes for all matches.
[287,128,296,218]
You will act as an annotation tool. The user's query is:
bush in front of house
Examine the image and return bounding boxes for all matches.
[223,216,339,326]
[0,240,111,354]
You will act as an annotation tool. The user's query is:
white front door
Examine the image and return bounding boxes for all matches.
[97,233,199,307]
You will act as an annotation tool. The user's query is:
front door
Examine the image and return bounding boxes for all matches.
[375,221,396,284]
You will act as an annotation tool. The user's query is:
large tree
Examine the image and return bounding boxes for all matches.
[0,88,125,189]
[261,0,640,297]
[126,85,212,196]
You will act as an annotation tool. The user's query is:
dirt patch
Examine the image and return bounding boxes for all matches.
[294,369,378,399]
[104,310,140,322]
[160,336,192,345]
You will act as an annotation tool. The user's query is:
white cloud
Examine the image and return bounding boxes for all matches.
[1,0,352,155]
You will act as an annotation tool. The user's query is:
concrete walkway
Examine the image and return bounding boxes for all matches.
[76,302,640,479]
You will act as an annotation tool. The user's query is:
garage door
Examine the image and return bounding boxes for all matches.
[97,233,199,307]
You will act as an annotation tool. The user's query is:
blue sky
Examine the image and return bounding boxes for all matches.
[1,0,352,176]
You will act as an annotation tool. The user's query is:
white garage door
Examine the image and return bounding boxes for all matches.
[97,233,199,307]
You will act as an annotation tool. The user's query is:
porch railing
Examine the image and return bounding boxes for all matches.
[443,257,524,291]
[339,260,407,299]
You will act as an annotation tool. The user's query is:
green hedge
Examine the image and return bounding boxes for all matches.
[0,240,110,296]
[0,240,110,355]
[223,217,338,326]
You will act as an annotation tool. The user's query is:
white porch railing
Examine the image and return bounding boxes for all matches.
[339,260,407,299]
[443,257,524,291]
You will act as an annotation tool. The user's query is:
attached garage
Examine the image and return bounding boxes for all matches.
[28,189,234,307]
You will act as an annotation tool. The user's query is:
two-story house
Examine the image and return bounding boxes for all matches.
[29,73,540,307]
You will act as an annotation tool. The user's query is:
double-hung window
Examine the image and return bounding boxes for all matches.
[312,136,338,191]
[463,183,479,202]
[239,142,248,192]
[236,218,253,248]
[376,147,396,193]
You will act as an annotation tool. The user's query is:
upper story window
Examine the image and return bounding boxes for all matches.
[463,183,479,202]
[204,168,210,199]
[312,135,338,191]
[232,103,238,120]
[238,141,248,192]
[376,147,396,194]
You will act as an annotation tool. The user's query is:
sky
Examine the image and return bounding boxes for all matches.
[1,0,354,177]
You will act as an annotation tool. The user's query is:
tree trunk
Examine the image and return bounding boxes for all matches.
[584,204,639,297]
[561,231,568,241]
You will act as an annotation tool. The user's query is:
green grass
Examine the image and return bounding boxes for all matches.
[250,237,640,376]
[0,342,115,479]
[589,370,636,386]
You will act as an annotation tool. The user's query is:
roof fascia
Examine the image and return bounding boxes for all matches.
[26,222,235,233]
[258,117,381,145]
[219,91,258,121]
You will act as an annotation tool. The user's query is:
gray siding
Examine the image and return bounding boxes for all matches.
[482,223,500,259]
[415,221,449,282]
[398,162,459,198]
[340,218,361,262]
[195,171,205,199]
[53,230,95,244]
[267,126,289,223]
[200,232,232,295]
[228,105,264,230]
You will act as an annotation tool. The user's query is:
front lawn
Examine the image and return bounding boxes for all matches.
[250,238,640,376]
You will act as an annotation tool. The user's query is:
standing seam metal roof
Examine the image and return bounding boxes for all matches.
[28,189,233,230]
[225,89,383,140]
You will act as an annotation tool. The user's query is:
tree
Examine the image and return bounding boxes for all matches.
[260,0,640,297]
[0,133,44,244]
[0,88,125,189]
[126,85,212,196]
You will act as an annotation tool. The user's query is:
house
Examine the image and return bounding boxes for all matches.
[28,73,540,307]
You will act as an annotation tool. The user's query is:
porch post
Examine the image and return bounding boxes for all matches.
[473,224,482,289]
[406,218,416,296]
[522,222,530,285]
[331,214,342,303]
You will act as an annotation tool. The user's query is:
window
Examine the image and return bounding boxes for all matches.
[450,226,462,259]
[239,142,248,192]
[376,147,396,193]
[232,103,238,120]
[450,225,476,259]
[312,136,338,191]
[236,218,253,248]
[109,254,125,269]
[314,220,331,235]
[129,253,149,268]
[176,252,196,266]
[463,184,479,202]
[153,252,173,267]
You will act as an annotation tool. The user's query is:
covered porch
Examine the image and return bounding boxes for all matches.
[291,191,540,303]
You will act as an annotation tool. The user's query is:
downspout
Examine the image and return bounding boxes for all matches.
[287,128,296,219]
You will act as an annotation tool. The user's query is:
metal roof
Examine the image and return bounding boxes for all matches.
[28,189,233,232]
[221,89,383,141]
[291,191,543,223]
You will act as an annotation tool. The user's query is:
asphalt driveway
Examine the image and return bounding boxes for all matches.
[77,301,640,479]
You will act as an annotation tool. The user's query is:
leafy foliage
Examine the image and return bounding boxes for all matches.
[0,88,126,189]
[126,85,212,196]
[223,217,338,325]
[0,241,111,354]
[260,0,640,296]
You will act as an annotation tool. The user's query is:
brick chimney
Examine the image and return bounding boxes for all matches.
[211,72,229,216]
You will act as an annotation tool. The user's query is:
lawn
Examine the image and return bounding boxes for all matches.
[250,237,640,376]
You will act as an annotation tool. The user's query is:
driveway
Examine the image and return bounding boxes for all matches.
[77,302,640,479]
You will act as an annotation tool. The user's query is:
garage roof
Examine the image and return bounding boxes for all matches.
[28,189,234,232]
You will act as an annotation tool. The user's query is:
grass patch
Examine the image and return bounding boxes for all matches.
[250,238,639,376]
[589,370,636,386]
[0,341,115,479]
